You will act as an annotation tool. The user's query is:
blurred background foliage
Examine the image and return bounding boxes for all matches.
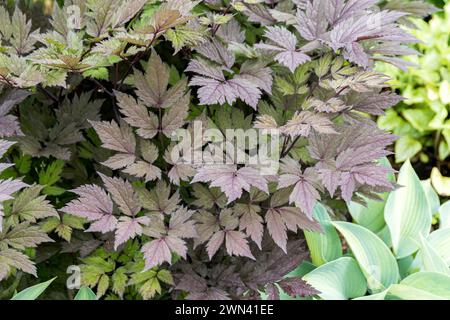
[376,0,450,198]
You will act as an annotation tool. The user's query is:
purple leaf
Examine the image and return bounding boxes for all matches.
[266,209,288,253]
[294,0,329,41]
[236,61,273,94]
[256,26,311,72]
[62,184,117,234]
[99,173,141,217]
[206,230,225,259]
[90,120,136,154]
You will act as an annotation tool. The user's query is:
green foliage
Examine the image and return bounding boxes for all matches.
[378,3,450,163]
[302,161,450,300]
[11,278,98,300]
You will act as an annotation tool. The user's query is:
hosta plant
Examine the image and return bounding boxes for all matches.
[300,160,450,300]
[0,0,434,299]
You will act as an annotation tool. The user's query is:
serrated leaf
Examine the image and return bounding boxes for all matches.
[304,203,342,266]
[99,173,141,217]
[388,272,450,300]
[90,120,136,154]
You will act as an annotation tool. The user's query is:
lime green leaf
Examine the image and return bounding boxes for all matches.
[42,185,66,196]
[384,160,432,258]
[111,268,128,297]
[439,80,450,104]
[11,277,56,300]
[165,26,204,54]
[332,221,400,293]
[304,203,342,266]
[302,257,367,300]
[139,277,161,300]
